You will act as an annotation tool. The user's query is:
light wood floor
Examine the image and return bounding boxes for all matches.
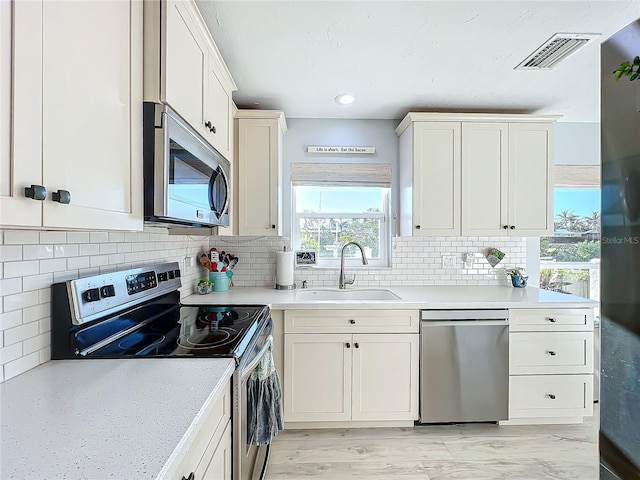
[266,409,598,479]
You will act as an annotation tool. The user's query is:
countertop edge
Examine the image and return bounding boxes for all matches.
[155,359,235,480]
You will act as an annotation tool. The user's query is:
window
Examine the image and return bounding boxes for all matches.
[291,163,392,267]
[539,166,600,301]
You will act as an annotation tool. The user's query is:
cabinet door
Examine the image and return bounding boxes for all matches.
[1,0,43,227]
[164,1,207,139]
[205,55,233,161]
[197,420,232,480]
[39,0,142,230]
[284,333,351,422]
[461,122,509,236]
[352,334,419,421]
[509,374,593,419]
[412,122,461,235]
[237,118,281,236]
[508,123,554,236]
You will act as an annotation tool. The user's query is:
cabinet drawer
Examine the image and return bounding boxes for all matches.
[509,308,594,332]
[174,379,231,479]
[510,332,593,375]
[284,310,419,334]
[509,375,593,419]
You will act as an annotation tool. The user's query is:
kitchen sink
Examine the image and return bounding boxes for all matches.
[295,288,401,301]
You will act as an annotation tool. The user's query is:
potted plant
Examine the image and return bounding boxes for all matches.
[507,268,528,288]
[196,279,214,294]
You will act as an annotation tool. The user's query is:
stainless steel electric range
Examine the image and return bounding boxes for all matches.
[51,262,275,480]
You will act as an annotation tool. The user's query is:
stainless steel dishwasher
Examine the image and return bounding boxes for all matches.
[419,309,509,423]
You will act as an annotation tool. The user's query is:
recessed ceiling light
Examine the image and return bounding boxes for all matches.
[334,94,354,105]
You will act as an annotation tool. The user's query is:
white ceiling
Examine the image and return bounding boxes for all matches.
[196,1,640,122]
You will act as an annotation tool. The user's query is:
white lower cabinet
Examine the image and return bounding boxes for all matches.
[283,310,419,425]
[172,378,231,480]
[509,375,593,419]
[506,308,594,424]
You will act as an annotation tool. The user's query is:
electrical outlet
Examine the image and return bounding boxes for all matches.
[464,253,475,269]
[442,255,455,268]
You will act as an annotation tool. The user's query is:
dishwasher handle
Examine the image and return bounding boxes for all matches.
[420,309,508,321]
[421,319,509,327]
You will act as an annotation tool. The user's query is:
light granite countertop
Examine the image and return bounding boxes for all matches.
[182,285,598,310]
[0,358,235,480]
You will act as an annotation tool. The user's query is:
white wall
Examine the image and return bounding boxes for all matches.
[281,118,400,237]
[555,122,601,166]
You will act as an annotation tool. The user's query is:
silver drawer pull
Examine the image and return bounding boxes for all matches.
[547,317,557,323]
[547,394,556,400]
[547,351,557,356]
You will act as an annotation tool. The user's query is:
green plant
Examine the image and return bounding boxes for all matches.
[613,56,640,81]
[197,279,214,287]
[507,268,525,278]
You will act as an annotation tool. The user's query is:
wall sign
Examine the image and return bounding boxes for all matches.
[307,146,375,154]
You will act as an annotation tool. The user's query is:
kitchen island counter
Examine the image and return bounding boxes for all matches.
[1,358,235,479]
[182,285,597,310]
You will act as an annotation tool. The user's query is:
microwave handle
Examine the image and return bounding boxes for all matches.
[208,165,230,220]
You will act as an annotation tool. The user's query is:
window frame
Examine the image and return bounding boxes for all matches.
[291,186,392,268]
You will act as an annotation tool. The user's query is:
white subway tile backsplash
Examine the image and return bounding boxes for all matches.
[79,244,100,256]
[1,343,23,365]
[39,258,67,274]
[66,232,90,244]
[109,232,125,243]
[99,243,118,255]
[89,232,109,243]
[0,310,22,330]
[23,333,49,355]
[22,303,49,323]
[3,291,39,312]
[54,244,79,258]
[4,321,39,346]
[0,245,23,261]
[66,256,90,270]
[39,232,67,244]
[4,230,39,245]
[4,351,40,380]
[3,260,40,278]
[0,226,209,381]
[23,244,54,260]
[209,236,527,288]
[0,278,22,297]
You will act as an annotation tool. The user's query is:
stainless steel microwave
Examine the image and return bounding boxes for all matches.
[143,103,230,228]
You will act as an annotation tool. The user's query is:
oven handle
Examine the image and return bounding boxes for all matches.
[240,335,273,382]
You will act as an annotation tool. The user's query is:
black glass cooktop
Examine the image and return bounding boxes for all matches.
[73,303,269,358]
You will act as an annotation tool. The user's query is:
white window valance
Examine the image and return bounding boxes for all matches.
[291,162,391,187]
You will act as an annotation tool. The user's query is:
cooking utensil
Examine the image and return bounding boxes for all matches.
[199,254,212,271]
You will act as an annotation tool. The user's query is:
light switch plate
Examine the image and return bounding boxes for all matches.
[442,255,455,268]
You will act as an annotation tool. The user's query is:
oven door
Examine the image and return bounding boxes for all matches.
[145,103,230,227]
[234,318,274,480]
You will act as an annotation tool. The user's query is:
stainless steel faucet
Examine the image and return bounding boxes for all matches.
[339,241,368,289]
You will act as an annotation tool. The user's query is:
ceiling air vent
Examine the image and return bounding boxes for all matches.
[515,33,599,70]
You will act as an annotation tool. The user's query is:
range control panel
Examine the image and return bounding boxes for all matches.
[69,262,182,324]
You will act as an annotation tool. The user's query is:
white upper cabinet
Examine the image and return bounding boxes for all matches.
[397,113,558,237]
[236,110,287,236]
[1,0,143,230]
[398,121,461,236]
[507,123,555,236]
[145,0,237,161]
[461,122,509,236]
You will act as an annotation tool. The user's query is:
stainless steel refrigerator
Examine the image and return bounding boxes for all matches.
[600,18,640,479]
